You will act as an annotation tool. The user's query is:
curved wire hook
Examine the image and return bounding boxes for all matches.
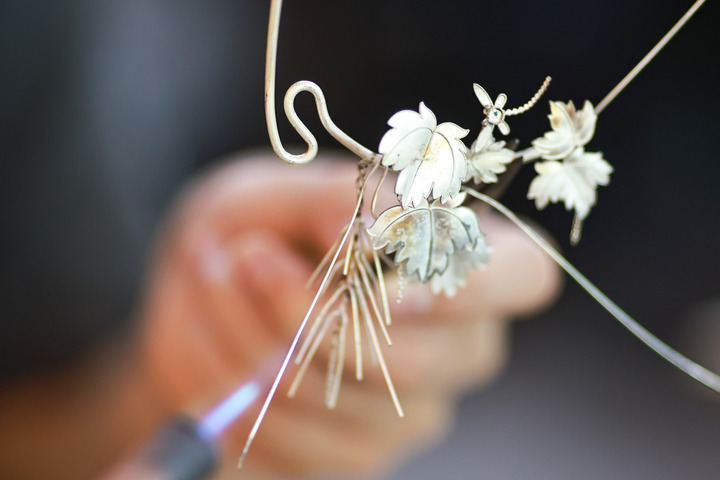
[266,0,375,164]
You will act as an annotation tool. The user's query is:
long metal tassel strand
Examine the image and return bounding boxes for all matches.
[465,188,720,394]
[594,0,707,115]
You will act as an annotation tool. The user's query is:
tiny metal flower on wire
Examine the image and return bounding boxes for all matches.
[467,134,516,185]
[473,83,510,136]
[532,100,598,160]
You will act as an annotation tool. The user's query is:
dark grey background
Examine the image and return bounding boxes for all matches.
[1,0,719,478]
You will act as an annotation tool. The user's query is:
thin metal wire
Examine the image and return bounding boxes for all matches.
[355,250,392,346]
[350,281,363,381]
[464,188,720,395]
[288,297,341,397]
[326,311,348,408]
[343,230,357,276]
[594,0,707,115]
[364,243,393,326]
[265,0,375,164]
[293,284,350,368]
[306,225,348,289]
[370,167,389,220]
[516,0,707,163]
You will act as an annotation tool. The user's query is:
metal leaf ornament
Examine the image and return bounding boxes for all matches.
[467,133,516,184]
[473,83,510,136]
[527,100,611,241]
[367,199,484,284]
[528,147,613,220]
[430,238,491,297]
[379,102,469,208]
[531,100,597,159]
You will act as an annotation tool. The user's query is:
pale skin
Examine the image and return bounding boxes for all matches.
[139,153,561,479]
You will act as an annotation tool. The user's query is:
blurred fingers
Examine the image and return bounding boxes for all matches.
[238,367,452,478]
[183,228,317,359]
[176,154,360,254]
[141,250,235,409]
[381,316,510,393]
[143,225,322,410]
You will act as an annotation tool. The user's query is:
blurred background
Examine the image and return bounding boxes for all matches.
[1,0,719,478]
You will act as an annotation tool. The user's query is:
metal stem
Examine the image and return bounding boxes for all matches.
[594,0,707,115]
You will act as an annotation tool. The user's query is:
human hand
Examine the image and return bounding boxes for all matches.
[139,153,561,479]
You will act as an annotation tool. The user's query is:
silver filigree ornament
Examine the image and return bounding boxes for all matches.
[368,79,565,298]
[238,0,720,468]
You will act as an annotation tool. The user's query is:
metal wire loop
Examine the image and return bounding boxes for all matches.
[265,0,375,165]
[281,81,376,163]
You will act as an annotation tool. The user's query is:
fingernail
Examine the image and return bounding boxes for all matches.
[236,238,279,288]
[193,235,232,283]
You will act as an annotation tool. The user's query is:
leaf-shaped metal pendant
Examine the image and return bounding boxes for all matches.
[527,146,613,219]
[378,103,469,208]
[379,102,436,171]
[367,200,483,282]
[430,239,491,297]
[532,100,597,160]
[467,134,516,184]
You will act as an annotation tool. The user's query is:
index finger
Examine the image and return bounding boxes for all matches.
[174,153,361,254]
